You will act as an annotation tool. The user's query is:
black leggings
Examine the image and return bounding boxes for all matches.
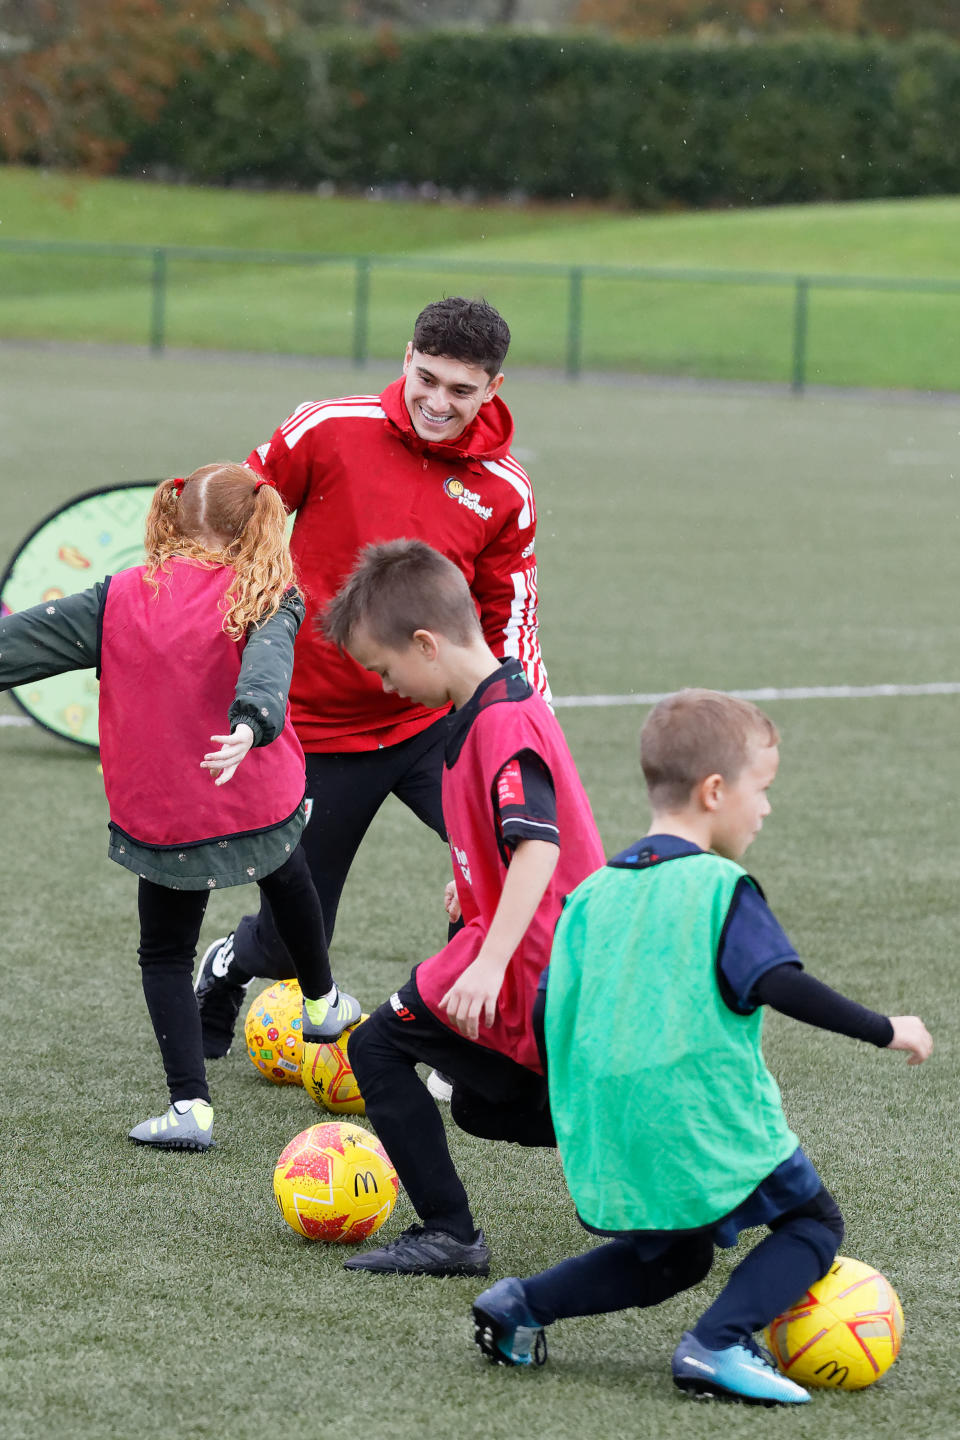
[137,846,331,1105]
[347,975,553,1243]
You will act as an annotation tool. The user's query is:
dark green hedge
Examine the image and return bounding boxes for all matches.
[119,31,960,206]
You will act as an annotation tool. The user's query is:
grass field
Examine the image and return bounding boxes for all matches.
[2,166,960,388]
[1,346,959,1440]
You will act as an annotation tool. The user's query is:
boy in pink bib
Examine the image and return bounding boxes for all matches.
[322,539,604,1277]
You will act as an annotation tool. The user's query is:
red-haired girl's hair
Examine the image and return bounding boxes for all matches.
[143,463,296,638]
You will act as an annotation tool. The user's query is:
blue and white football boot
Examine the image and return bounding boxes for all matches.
[672,1330,809,1405]
[473,1277,548,1368]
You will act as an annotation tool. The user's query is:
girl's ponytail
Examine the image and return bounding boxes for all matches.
[143,477,186,563]
[142,465,298,636]
[223,481,296,636]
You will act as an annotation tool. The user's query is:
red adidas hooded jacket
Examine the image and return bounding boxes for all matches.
[246,374,549,752]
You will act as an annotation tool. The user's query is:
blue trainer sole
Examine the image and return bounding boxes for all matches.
[673,1375,784,1407]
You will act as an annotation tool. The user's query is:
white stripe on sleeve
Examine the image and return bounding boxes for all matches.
[281,400,386,450]
[482,456,534,529]
[503,567,552,705]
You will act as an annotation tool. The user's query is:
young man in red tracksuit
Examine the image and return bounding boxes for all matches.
[322,539,605,1277]
[195,298,550,1059]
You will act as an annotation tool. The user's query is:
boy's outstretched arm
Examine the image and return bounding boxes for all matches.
[440,838,559,1040]
[754,965,932,1064]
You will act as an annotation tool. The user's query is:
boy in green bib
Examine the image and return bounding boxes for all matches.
[471,688,932,1405]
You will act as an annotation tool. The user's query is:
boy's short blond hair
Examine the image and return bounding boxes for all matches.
[323,538,481,650]
[641,689,779,809]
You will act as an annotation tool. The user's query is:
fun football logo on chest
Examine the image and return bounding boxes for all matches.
[443,476,492,521]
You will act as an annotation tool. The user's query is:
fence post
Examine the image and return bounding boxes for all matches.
[353,256,370,367]
[566,266,584,379]
[791,277,809,394]
[149,248,167,354]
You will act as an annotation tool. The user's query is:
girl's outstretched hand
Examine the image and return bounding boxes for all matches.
[202,723,254,786]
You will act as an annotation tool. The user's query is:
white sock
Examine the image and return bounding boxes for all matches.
[173,1098,205,1114]
[321,983,339,1005]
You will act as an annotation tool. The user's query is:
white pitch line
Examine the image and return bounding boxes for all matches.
[552,682,960,709]
[3,680,959,730]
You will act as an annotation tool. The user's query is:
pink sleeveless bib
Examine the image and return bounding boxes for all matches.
[98,561,305,847]
[417,680,604,1071]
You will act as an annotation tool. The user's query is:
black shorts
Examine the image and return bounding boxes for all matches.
[353,973,555,1147]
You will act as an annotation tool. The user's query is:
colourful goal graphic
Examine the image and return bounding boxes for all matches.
[0,484,158,748]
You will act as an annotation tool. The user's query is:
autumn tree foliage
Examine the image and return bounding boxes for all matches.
[575,0,960,39]
[0,0,271,170]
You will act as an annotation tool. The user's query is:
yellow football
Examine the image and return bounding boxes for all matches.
[766,1255,904,1389]
[301,1016,368,1114]
[273,1121,398,1243]
[243,979,304,1085]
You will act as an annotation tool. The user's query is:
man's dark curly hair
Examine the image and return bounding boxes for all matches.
[412,297,510,378]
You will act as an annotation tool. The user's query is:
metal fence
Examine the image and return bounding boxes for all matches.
[2,237,959,393]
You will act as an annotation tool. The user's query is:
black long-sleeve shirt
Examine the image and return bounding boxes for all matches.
[755,962,893,1047]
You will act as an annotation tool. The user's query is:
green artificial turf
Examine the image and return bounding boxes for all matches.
[1,167,959,389]
[0,350,957,1439]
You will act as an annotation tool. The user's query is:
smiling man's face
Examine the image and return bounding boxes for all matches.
[402,344,503,444]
